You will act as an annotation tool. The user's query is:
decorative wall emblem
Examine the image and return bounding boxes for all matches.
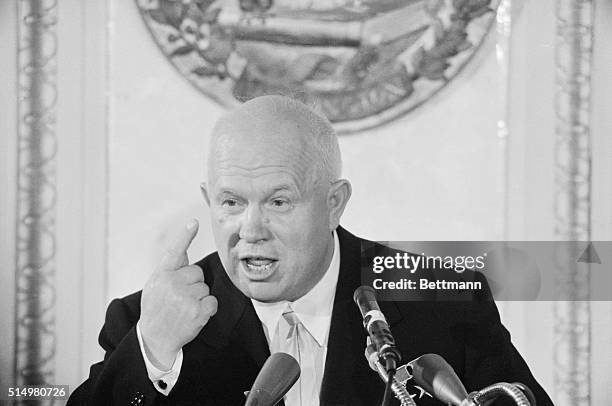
[136,0,500,133]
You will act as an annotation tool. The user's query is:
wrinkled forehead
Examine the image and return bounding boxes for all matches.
[212,166,304,199]
[208,114,319,187]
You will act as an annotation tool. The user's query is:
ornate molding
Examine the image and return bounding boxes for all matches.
[14,0,58,390]
[136,0,501,133]
[553,0,593,405]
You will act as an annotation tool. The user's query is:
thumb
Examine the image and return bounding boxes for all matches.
[159,219,199,271]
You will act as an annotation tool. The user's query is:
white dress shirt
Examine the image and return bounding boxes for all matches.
[136,321,183,396]
[137,231,340,398]
[251,231,340,405]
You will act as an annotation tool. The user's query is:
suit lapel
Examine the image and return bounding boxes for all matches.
[194,253,271,372]
[320,227,366,405]
[231,300,271,368]
[320,227,404,405]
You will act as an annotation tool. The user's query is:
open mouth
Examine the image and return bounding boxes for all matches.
[240,256,278,279]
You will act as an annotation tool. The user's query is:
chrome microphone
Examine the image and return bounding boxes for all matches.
[353,286,401,372]
[409,354,532,406]
[409,354,468,406]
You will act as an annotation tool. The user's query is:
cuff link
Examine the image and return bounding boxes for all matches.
[129,391,145,405]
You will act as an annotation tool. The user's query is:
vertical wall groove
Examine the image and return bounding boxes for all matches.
[553,0,593,405]
[496,0,512,241]
[14,0,58,394]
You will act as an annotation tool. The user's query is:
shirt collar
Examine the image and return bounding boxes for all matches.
[251,230,341,347]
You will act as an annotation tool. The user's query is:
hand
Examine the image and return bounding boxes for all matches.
[139,219,218,370]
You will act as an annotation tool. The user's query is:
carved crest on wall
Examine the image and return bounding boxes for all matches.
[136,0,500,133]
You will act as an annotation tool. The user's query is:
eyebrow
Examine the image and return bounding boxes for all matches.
[215,184,300,196]
[216,189,239,197]
[270,185,297,194]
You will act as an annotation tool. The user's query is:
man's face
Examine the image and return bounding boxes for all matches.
[203,123,336,302]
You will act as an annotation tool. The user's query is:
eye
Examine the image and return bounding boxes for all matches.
[268,197,292,212]
[272,199,287,207]
[221,198,239,208]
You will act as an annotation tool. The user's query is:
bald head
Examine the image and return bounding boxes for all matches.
[208,95,342,185]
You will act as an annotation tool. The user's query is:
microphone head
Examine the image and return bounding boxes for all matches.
[353,286,379,314]
[245,352,300,406]
[409,354,468,406]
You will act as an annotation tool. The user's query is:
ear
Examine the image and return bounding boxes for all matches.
[327,179,352,231]
[200,182,211,206]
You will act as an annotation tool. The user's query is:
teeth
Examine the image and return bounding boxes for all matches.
[247,258,273,266]
[242,257,276,274]
[245,262,272,273]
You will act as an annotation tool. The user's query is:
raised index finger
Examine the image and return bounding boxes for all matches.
[159,219,199,271]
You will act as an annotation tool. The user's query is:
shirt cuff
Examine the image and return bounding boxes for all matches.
[136,321,183,396]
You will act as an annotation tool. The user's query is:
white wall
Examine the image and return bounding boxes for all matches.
[106,2,504,301]
[1,0,610,403]
[107,0,222,297]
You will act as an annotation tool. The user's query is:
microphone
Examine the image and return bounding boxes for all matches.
[409,354,468,406]
[353,286,401,372]
[244,352,300,406]
[409,354,533,406]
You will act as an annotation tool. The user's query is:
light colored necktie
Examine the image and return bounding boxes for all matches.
[276,306,319,406]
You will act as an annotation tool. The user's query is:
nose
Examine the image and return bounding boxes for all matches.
[239,204,270,243]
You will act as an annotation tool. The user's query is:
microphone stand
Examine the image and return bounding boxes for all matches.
[397,353,535,406]
[464,382,532,406]
[365,343,417,406]
[512,382,537,406]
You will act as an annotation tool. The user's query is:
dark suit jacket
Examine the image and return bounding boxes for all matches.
[68,227,553,406]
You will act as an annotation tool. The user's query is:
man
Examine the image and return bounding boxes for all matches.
[69,95,553,406]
